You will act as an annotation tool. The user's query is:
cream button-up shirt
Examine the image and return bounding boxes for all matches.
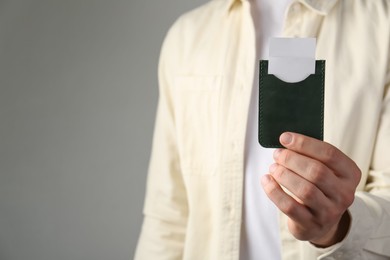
[135,0,390,259]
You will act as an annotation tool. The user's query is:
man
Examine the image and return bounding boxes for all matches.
[135,0,390,259]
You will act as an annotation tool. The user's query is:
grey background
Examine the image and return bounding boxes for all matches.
[0,0,207,259]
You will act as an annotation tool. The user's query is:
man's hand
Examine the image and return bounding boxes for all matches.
[261,132,361,247]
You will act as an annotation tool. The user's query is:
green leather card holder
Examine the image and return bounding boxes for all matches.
[258,60,325,148]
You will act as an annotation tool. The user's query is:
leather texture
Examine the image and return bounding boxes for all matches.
[258,60,325,148]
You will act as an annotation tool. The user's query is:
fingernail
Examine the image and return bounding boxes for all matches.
[269,163,277,173]
[274,149,282,159]
[280,133,292,145]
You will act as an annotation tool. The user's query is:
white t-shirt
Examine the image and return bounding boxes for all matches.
[240,0,293,259]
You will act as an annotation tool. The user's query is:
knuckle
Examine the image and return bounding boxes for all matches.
[334,188,355,209]
[299,184,317,201]
[294,135,305,151]
[264,181,281,201]
[282,149,292,165]
[342,191,355,207]
[264,180,277,195]
[322,145,338,163]
[353,167,362,184]
[282,200,296,216]
[273,166,287,180]
[308,163,327,183]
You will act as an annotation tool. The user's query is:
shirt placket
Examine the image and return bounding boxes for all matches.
[221,0,257,259]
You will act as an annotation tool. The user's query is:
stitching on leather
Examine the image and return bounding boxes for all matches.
[259,60,283,148]
[259,61,264,146]
[320,60,325,141]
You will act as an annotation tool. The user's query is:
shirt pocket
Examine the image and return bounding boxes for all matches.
[172,76,222,176]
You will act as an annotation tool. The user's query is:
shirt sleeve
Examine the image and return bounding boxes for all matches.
[134,17,189,260]
[310,43,390,260]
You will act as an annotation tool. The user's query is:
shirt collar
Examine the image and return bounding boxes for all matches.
[223,0,339,15]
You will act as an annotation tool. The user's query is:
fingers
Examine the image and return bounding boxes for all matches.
[261,173,348,243]
[269,163,331,211]
[279,132,361,184]
[261,174,312,224]
[272,149,340,199]
[261,174,335,241]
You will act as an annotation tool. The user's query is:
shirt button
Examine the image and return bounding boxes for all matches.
[290,2,301,13]
[230,209,235,217]
[225,204,231,212]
